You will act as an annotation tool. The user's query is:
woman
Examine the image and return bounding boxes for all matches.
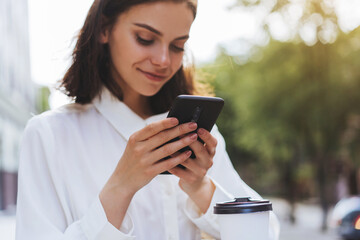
[16,0,279,239]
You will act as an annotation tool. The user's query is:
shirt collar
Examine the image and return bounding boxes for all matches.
[93,87,168,141]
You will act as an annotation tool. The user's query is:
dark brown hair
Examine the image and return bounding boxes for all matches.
[61,0,199,114]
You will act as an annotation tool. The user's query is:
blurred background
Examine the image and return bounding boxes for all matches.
[1,0,360,239]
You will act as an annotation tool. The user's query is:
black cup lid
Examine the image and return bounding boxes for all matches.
[214,197,273,214]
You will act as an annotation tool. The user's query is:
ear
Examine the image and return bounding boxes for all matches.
[99,16,110,44]
[99,28,109,44]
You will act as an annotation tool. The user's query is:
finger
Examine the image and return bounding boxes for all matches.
[197,128,217,156]
[131,118,178,142]
[188,140,208,159]
[185,141,214,170]
[152,150,192,174]
[170,151,182,158]
[147,122,197,150]
[181,158,207,177]
[168,165,198,183]
[151,133,198,162]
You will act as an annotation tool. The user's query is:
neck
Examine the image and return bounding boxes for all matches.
[123,94,153,119]
[110,67,153,119]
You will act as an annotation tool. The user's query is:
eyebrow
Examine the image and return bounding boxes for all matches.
[133,23,189,40]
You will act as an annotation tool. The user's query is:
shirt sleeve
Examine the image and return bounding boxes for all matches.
[183,125,280,240]
[183,178,233,239]
[16,116,135,240]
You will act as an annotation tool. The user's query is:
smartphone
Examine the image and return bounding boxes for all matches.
[160,95,224,174]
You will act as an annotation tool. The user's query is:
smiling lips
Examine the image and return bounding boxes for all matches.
[138,68,168,82]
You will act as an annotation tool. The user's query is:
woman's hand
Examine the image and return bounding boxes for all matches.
[100,118,198,228]
[168,128,217,213]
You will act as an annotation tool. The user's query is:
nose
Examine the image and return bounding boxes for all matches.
[151,45,171,68]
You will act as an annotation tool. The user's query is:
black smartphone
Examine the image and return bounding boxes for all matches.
[160,95,224,174]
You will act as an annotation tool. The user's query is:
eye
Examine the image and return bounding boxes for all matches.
[170,44,184,53]
[136,35,154,46]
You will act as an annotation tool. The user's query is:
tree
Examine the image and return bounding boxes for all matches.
[203,26,360,230]
[233,0,340,45]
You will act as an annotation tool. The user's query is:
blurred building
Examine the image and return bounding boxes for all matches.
[0,0,37,211]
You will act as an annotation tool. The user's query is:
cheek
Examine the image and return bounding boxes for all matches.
[171,53,184,71]
[109,36,146,65]
[108,39,127,67]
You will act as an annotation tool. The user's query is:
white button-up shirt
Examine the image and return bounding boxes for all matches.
[16,88,280,239]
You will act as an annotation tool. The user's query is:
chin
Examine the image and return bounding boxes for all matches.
[140,86,164,97]
[140,89,161,97]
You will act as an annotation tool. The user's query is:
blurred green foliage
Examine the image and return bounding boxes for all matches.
[200,25,360,227]
[37,86,51,113]
[233,0,339,45]
[199,1,360,229]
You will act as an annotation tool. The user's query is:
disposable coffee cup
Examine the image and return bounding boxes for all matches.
[214,197,273,240]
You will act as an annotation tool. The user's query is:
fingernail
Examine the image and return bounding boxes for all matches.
[198,128,205,135]
[190,133,198,140]
[170,118,178,125]
[189,122,197,129]
[186,150,192,157]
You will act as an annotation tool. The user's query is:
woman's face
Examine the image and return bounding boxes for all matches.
[101,2,194,99]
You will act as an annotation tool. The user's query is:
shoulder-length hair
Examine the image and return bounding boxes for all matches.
[61,0,200,114]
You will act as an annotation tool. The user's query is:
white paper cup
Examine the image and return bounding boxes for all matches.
[214,197,272,240]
